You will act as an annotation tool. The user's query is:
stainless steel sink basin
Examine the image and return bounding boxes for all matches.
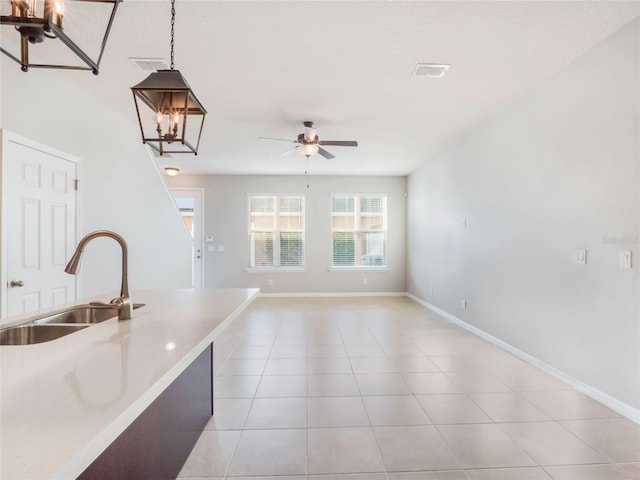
[0,324,90,345]
[32,303,145,325]
[0,303,145,345]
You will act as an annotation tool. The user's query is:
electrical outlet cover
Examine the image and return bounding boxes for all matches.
[572,249,587,265]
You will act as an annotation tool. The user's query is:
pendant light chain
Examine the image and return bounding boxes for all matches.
[169,0,176,70]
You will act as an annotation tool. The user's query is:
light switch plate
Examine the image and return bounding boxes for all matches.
[620,250,632,269]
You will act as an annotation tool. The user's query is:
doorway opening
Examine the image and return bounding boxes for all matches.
[171,188,204,288]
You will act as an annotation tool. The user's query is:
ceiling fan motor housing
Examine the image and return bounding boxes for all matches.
[298,132,318,144]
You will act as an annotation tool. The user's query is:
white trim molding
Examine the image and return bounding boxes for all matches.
[259,292,405,298]
[406,293,640,424]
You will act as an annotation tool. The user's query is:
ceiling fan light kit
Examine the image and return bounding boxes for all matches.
[298,143,319,158]
[131,0,206,155]
[1,0,121,73]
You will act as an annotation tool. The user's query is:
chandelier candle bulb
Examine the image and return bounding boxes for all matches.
[53,1,63,26]
[43,0,53,23]
[10,0,29,17]
[44,0,63,27]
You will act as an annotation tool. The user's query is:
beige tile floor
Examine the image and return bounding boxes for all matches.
[179,297,640,480]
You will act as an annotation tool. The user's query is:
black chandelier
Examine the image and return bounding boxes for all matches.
[1,0,121,74]
[130,0,206,155]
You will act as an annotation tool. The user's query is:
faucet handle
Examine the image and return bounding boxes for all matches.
[109,297,124,307]
[88,298,132,320]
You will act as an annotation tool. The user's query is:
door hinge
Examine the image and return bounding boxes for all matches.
[74,179,79,191]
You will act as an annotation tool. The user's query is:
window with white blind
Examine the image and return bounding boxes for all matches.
[249,195,305,269]
[331,194,387,268]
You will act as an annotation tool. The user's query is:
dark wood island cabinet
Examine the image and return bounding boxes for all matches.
[79,344,213,479]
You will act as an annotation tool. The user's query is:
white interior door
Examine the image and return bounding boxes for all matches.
[171,188,204,288]
[2,132,79,317]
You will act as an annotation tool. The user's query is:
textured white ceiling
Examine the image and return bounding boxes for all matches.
[12,1,640,175]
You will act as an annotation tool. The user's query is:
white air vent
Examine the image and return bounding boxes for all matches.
[412,63,450,78]
[129,57,168,71]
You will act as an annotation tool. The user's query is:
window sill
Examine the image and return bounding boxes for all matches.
[246,267,306,273]
[329,267,389,272]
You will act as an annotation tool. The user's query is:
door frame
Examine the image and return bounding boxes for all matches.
[170,188,205,289]
[0,129,81,318]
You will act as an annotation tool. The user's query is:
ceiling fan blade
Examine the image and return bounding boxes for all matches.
[318,140,358,147]
[259,137,296,142]
[278,145,299,156]
[317,147,335,159]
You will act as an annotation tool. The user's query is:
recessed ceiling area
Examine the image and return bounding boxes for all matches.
[50,1,640,176]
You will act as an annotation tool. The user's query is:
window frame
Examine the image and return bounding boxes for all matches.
[247,193,306,271]
[329,193,388,271]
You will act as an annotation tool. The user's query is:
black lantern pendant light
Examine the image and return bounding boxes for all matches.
[1,0,121,73]
[130,0,206,155]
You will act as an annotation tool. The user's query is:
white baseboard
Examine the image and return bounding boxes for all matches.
[406,293,640,424]
[259,291,406,298]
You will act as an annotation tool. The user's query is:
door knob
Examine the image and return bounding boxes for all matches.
[10,280,24,288]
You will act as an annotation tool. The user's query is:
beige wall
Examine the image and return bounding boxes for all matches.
[407,20,639,412]
[169,174,407,294]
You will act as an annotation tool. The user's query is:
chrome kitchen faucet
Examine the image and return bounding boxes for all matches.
[65,230,134,320]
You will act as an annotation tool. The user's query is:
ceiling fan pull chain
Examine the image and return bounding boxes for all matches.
[306,157,310,189]
[169,0,175,70]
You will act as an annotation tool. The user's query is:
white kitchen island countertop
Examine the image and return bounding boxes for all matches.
[0,288,259,480]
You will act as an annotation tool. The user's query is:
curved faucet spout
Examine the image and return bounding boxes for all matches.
[65,230,133,320]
